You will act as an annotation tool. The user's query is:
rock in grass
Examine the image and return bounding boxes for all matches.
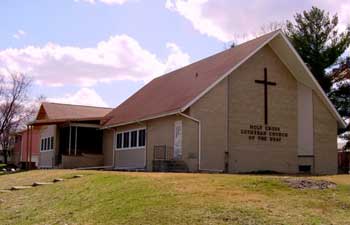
[284,178,336,190]
[32,182,54,187]
[11,186,32,190]
[53,178,64,183]
[72,175,84,178]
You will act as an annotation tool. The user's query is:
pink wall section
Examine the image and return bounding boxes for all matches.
[18,128,41,162]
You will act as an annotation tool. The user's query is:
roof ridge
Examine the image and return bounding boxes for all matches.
[42,101,113,109]
[152,30,281,81]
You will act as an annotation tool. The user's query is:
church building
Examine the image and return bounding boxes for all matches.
[101,30,346,174]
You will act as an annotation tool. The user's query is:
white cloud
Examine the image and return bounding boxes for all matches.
[166,0,350,43]
[75,0,131,5]
[164,42,190,73]
[13,29,26,40]
[48,87,108,107]
[0,34,190,87]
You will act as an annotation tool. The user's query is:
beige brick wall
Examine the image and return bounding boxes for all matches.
[145,116,174,170]
[104,114,198,171]
[146,115,198,171]
[115,149,146,169]
[228,45,298,173]
[189,78,228,171]
[101,45,338,174]
[182,116,199,172]
[313,93,338,174]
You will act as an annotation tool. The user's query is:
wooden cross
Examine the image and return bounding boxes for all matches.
[255,67,276,125]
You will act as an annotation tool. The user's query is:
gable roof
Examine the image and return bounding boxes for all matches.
[102,30,346,129]
[32,102,112,125]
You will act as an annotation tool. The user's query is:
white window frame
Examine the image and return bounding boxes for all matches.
[40,136,55,152]
[115,128,146,151]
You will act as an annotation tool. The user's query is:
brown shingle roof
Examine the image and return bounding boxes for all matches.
[102,30,280,128]
[33,102,112,125]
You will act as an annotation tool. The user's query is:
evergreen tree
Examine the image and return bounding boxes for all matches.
[285,6,350,93]
[328,58,350,149]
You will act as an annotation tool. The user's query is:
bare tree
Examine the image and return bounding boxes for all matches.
[259,21,286,35]
[0,73,34,164]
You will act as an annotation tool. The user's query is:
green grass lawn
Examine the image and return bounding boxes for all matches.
[1,170,350,225]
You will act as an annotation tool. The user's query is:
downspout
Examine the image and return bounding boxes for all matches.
[178,113,202,171]
[179,112,223,173]
[112,128,116,169]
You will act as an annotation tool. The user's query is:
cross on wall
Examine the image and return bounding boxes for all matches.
[254,67,276,125]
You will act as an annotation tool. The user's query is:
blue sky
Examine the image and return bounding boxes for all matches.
[1,0,349,107]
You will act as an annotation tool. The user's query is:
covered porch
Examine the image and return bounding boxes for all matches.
[56,122,104,168]
[31,119,105,169]
[29,102,112,169]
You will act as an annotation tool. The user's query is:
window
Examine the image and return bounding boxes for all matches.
[116,133,122,149]
[41,139,44,151]
[138,129,146,147]
[131,130,137,147]
[50,137,54,149]
[115,128,146,150]
[123,132,130,148]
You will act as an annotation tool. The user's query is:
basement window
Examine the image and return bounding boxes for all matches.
[299,165,311,173]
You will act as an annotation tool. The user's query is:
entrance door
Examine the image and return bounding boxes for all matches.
[173,120,182,160]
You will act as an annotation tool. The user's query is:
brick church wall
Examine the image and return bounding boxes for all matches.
[313,93,338,174]
[228,45,298,173]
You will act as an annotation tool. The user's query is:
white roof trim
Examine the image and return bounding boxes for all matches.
[101,110,180,129]
[180,31,281,112]
[181,30,346,128]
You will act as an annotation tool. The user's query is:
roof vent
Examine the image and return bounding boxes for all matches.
[195,72,199,78]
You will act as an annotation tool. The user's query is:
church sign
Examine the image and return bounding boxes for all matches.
[240,67,288,142]
[240,125,288,142]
